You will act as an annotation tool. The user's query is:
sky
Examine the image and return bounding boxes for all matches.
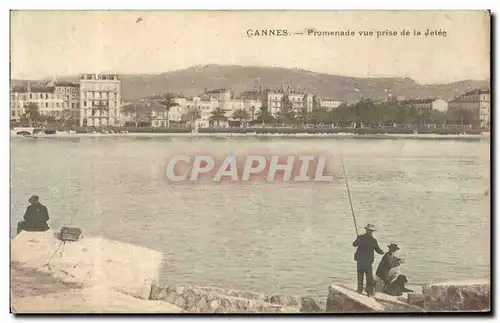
[10,10,490,84]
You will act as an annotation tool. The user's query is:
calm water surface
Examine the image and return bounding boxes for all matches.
[10,136,490,297]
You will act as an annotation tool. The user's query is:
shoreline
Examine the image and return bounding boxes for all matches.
[10,131,490,140]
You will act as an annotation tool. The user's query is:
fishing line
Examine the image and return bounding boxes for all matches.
[339,150,359,236]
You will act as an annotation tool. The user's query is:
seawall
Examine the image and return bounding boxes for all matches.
[11,230,490,313]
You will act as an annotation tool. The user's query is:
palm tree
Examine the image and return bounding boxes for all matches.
[91,101,109,127]
[209,107,228,127]
[231,108,250,127]
[157,94,180,128]
[23,102,40,127]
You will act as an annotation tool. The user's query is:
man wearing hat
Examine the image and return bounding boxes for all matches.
[17,195,50,235]
[352,223,384,296]
[376,243,403,292]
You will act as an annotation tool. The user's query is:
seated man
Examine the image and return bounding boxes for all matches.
[17,195,50,235]
[376,243,403,291]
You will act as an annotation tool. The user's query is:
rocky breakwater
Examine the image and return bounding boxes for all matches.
[422,280,490,312]
[325,285,424,313]
[149,283,323,313]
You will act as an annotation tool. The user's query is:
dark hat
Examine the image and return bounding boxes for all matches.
[388,243,400,250]
[364,224,376,231]
[28,195,39,203]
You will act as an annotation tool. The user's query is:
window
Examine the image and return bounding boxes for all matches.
[84,101,87,107]
[45,103,48,108]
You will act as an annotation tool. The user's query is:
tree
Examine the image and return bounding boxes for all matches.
[277,95,296,126]
[231,108,251,127]
[182,107,201,129]
[46,116,57,124]
[296,107,311,127]
[310,106,329,125]
[209,107,228,127]
[23,102,40,127]
[156,94,180,128]
[256,105,275,126]
[122,102,152,127]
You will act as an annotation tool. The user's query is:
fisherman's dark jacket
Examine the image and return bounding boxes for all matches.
[352,234,384,265]
[22,203,49,231]
[376,252,401,282]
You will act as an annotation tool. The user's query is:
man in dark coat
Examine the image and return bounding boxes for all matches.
[17,195,50,235]
[352,223,384,296]
[376,243,402,291]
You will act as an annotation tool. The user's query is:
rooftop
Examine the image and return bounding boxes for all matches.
[401,97,438,104]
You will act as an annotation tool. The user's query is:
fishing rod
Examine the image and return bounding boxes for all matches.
[340,151,359,236]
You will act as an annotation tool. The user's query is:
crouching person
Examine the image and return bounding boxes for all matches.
[17,195,50,235]
[385,269,414,296]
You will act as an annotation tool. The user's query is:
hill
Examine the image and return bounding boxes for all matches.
[11,65,490,103]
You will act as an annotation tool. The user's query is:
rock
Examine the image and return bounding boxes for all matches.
[326,285,385,313]
[11,230,163,300]
[407,293,424,308]
[422,280,490,311]
[149,283,302,313]
[300,297,321,313]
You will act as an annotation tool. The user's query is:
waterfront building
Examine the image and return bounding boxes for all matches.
[401,98,448,114]
[448,88,490,128]
[10,81,80,122]
[240,87,312,117]
[318,98,345,110]
[150,96,188,127]
[79,74,121,127]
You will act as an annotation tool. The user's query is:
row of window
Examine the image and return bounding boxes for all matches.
[55,87,78,94]
[83,92,119,99]
[80,83,120,92]
[11,102,80,110]
[462,94,489,102]
[24,93,77,100]
[83,109,118,117]
[11,111,79,118]
[83,101,118,107]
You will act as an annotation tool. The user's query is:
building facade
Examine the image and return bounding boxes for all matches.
[448,89,490,128]
[318,98,344,110]
[11,81,80,122]
[241,87,313,117]
[401,98,448,114]
[79,74,121,127]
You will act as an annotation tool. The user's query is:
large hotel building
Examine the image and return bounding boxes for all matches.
[79,74,121,127]
[10,74,122,127]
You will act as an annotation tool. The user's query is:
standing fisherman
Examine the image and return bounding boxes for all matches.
[352,224,384,296]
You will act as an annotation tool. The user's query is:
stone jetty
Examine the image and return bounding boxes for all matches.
[10,230,490,313]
